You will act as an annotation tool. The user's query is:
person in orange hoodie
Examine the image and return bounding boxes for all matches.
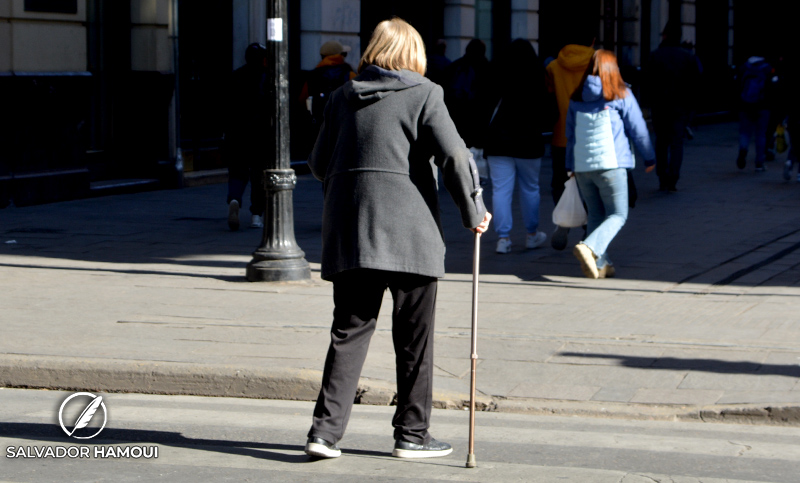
[300,41,357,135]
[546,29,595,250]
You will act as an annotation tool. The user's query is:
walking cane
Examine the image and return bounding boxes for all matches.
[466,231,480,468]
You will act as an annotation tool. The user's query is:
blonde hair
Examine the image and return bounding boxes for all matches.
[358,18,427,75]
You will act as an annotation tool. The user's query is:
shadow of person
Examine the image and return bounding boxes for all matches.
[0,422,388,463]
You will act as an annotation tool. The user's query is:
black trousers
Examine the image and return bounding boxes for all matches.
[652,109,689,190]
[225,142,266,216]
[550,146,568,204]
[308,269,438,445]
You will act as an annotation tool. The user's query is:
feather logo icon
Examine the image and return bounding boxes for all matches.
[58,392,108,439]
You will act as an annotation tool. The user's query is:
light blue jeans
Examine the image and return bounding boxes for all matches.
[739,108,770,166]
[574,168,628,269]
[488,156,542,238]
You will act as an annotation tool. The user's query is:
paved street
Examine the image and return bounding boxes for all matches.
[2,122,800,424]
[3,388,800,482]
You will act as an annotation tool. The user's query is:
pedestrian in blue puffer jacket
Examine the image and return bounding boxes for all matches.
[565,50,656,279]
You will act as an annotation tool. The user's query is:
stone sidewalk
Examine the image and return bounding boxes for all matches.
[2,122,800,424]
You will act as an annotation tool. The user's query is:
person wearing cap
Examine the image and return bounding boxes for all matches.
[299,40,357,135]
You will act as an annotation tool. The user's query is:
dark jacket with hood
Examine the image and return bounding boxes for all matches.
[484,39,552,160]
[645,41,701,111]
[308,65,487,281]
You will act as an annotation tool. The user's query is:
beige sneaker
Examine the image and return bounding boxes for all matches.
[598,263,615,279]
[573,243,599,279]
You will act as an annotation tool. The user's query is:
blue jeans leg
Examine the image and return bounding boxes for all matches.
[754,109,770,166]
[488,156,516,238]
[739,111,755,152]
[515,157,542,234]
[574,169,628,268]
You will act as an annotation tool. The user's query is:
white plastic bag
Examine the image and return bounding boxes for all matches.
[552,177,587,228]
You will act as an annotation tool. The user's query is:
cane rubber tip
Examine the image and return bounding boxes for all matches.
[466,454,477,468]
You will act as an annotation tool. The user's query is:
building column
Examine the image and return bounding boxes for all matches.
[233,0,267,69]
[510,0,539,49]
[299,0,360,71]
[618,0,641,67]
[648,0,668,54]
[443,0,476,60]
[680,0,696,46]
[727,0,734,65]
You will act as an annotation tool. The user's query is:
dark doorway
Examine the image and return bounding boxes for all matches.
[696,0,732,114]
[178,0,233,172]
[733,0,791,65]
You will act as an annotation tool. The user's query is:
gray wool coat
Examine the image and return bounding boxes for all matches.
[308,65,487,281]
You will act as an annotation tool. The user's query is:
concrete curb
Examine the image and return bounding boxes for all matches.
[0,354,491,411]
[493,398,800,426]
[2,354,798,425]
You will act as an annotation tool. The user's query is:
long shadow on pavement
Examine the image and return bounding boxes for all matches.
[0,422,386,463]
[558,353,800,376]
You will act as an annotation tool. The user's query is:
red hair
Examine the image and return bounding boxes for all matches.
[571,49,628,102]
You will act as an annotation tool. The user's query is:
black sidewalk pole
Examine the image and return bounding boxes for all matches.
[246,0,310,282]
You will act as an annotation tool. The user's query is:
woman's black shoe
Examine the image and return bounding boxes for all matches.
[305,437,341,458]
[392,438,453,459]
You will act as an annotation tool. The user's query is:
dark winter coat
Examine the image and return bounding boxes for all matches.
[483,40,552,160]
[225,64,269,152]
[308,65,487,281]
[645,43,701,111]
[443,54,492,148]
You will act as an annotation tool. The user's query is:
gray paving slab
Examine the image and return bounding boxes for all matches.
[3,122,800,424]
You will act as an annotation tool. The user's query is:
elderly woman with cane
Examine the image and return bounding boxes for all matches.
[305,18,492,459]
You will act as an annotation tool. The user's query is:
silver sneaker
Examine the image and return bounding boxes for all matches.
[496,238,512,254]
[526,232,547,249]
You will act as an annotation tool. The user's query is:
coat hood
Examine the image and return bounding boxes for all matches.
[582,75,604,102]
[343,65,427,104]
[557,44,595,72]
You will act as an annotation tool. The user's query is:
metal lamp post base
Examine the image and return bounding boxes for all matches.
[246,169,311,283]
[246,255,310,282]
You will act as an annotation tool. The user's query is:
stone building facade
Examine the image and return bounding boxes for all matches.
[0,0,776,207]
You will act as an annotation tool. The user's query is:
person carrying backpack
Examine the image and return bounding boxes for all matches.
[299,40,357,137]
[736,54,774,172]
